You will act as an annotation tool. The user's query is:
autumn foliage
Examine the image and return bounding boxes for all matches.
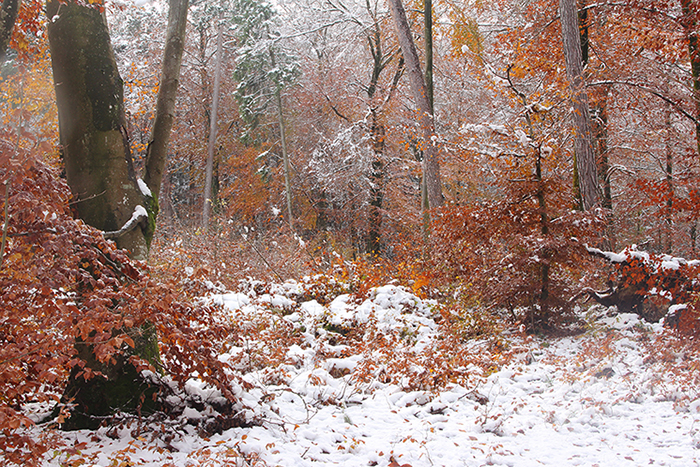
[0,140,246,464]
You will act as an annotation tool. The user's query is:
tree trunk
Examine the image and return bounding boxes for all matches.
[559,0,599,210]
[680,0,700,156]
[276,86,293,232]
[203,13,223,230]
[367,113,385,256]
[144,0,189,217]
[0,0,19,64]
[424,0,433,113]
[47,0,149,260]
[388,0,443,211]
[47,0,189,429]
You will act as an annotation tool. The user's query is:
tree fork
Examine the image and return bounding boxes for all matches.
[388,0,443,211]
[47,0,149,259]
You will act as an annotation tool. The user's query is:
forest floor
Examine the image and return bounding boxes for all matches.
[36,281,700,466]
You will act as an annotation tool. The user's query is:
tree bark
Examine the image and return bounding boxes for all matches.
[277,86,293,232]
[47,0,149,259]
[680,0,700,156]
[46,0,189,428]
[388,0,442,210]
[424,0,433,113]
[203,13,223,230]
[144,0,189,214]
[559,0,599,210]
[0,0,19,64]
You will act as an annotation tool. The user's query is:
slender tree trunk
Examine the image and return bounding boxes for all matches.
[276,87,293,232]
[388,0,442,210]
[664,89,674,254]
[424,0,433,112]
[144,0,189,213]
[203,14,223,230]
[680,0,700,155]
[559,0,599,210]
[367,113,385,256]
[0,0,19,64]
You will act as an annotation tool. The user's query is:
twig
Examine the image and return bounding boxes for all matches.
[239,230,284,282]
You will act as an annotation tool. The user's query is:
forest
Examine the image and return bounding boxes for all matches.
[1,0,700,465]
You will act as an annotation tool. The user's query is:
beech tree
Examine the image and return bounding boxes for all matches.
[47,0,188,260]
[45,0,189,428]
[559,0,599,210]
[0,0,19,64]
[387,0,443,211]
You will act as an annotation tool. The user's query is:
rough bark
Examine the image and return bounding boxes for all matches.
[387,0,442,210]
[559,0,599,210]
[0,0,19,64]
[143,0,189,213]
[680,0,700,156]
[47,0,149,260]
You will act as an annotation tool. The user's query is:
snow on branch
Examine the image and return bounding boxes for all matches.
[103,205,148,240]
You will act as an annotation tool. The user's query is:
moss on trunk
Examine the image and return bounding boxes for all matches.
[60,324,163,430]
[47,0,148,260]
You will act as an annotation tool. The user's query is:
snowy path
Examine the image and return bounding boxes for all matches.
[43,285,700,466]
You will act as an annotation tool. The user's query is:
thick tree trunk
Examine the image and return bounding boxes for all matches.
[144,0,190,207]
[47,0,149,260]
[680,0,700,156]
[47,0,188,429]
[559,0,599,210]
[0,0,19,64]
[388,0,442,210]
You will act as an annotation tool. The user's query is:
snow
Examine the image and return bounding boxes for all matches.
[137,178,152,197]
[35,283,700,466]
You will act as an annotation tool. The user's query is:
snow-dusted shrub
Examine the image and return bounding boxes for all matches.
[432,202,603,332]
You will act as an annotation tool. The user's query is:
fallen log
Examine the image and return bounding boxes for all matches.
[585,245,699,323]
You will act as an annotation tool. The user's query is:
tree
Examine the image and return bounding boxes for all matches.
[231,0,299,229]
[45,0,189,427]
[559,0,599,210]
[387,0,443,212]
[47,0,188,260]
[680,0,700,155]
[202,4,224,230]
[47,0,151,260]
[0,0,19,63]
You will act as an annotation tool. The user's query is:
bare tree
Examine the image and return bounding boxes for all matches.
[387,0,443,211]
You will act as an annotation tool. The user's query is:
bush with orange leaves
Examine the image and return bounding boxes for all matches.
[0,141,246,465]
[432,200,604,332]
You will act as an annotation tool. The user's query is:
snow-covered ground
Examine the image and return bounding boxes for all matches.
[42,283,700,466]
